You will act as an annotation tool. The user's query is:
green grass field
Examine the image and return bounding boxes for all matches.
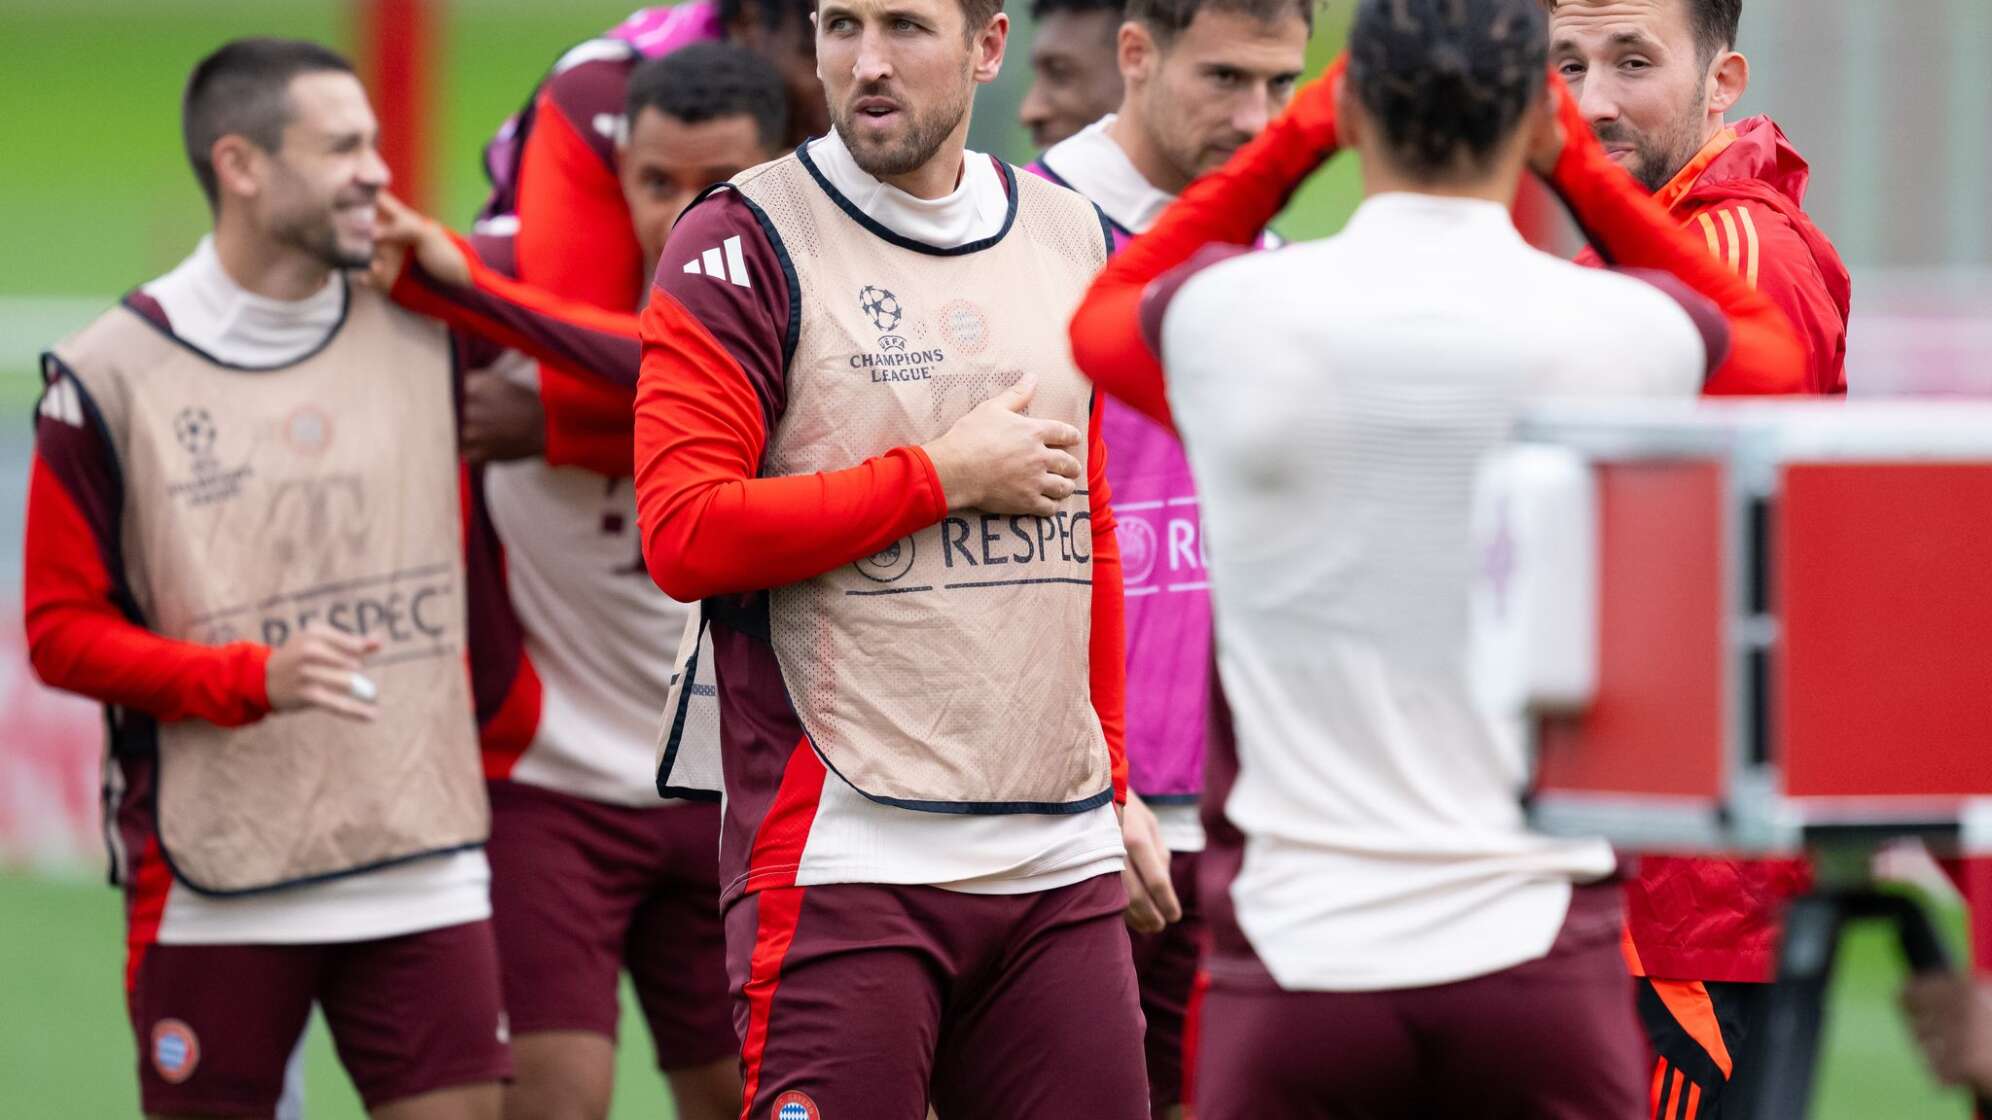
[0,870,1974,1119]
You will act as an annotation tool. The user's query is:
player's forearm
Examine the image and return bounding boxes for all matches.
[25,459,271,725]
[639,446,947,601]
[1544,87,1805,395]
[392,238,642,391]
[634,308,947,599]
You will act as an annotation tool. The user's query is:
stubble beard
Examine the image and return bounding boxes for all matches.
[834,67,974,180]
[1618,85,1710,193]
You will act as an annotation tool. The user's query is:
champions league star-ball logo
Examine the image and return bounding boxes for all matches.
[174,406,217,460]
[859,285,902,333]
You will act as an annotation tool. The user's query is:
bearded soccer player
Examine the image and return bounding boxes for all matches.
[478,0,824,481]
[26,40,513,1120]
[1026,0,1306,1112]
[369,44,791,1120]
[1018,0,1127,149]
[1547,1,1851,1112]
[1068,0,1808,1112]
[633,0,1150,1114]
[1548,0,1849,397]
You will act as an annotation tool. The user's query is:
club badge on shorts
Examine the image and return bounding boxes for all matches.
[774,1089,821,1120]
[151,1018,200,1083]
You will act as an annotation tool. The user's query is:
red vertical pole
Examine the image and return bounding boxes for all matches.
[357,0,439,212]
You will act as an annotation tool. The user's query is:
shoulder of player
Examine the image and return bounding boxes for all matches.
[1680,198,1819,292]
[540,47,636,146]
[657,188,793,326]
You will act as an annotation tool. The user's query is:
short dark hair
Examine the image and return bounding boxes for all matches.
[1348,0,1546,179]
[182,38,356,209]
[1684,0,1742,67]
[626,42,790,152]
[1126,0,1316,42]
[1030,0,1122,23]
[959,0,1007,36]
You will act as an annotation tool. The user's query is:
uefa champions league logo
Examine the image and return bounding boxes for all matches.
[174,406,218,471]
[859,285,902,333]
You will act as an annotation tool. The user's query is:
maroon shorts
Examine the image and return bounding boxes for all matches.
[726,873,1149,1120]
[1196,882,1646,1120]
[1127,849,1205,1111]
[485,779,734,1070]
[128,919,510,1117]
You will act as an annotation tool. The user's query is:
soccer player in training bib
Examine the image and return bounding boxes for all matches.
[1546,2,1853,1112]
[26,40,510,1120]
[633,0,1149,1114]
[1025,0,1307,1112]
[1069,0,1808,1113]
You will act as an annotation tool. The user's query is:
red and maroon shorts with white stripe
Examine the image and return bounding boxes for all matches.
[725,874,1150,1120]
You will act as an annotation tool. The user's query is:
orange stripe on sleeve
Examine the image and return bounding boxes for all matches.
[1737,208,1762,289]
[1717,210,1743,273]
[1696,212,1721,258]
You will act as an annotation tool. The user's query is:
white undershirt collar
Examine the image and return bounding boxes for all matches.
[1037,115,1178,236]
[143,235,346,368]
[804,127,1012,250]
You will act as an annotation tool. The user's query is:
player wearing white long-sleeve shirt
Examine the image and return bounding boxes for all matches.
[1068,0,1808,1114]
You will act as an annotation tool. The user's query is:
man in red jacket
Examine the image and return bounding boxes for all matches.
[1549,0,1849,397]
[1546,1,1853,1115]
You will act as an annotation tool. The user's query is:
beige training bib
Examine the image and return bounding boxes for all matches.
[51,283,485,893]
[721,152,1114,811]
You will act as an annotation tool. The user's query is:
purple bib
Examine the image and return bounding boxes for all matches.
[1027,161,1276,799]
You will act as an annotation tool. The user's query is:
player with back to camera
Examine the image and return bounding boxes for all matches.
[1068,0,1808,1113]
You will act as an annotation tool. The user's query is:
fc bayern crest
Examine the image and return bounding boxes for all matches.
[774,1090,821,1120]
[152,1018,201,1084]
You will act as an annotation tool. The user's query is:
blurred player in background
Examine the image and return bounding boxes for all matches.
[1068,0,1809,1111]
[1548,0,1849,396]
[1546,1,1853,1113]
[26,39,510,1120]
[1026,0,1308,1112]
[374,43,792,1120]
[633,0,1151,1113]
[1018,0,1127,149]
[475,0,822,482]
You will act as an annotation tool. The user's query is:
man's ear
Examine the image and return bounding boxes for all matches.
[1708,49,1749,116]
[1117,20,1157,87]
[1332,68,1361,149]
[972,11,1009,84]
[210,135,262,202]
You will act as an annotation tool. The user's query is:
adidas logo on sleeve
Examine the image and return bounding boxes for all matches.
[682,235,752,289]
